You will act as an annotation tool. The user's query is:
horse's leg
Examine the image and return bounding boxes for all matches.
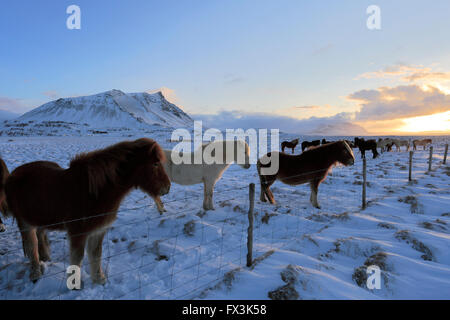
[258,171,268,202]
[309,181,321,209]
[291,147,294,154]
[372,148,379,159]
[87,230,107,285]
[264,178,276,204]
[152,195,166,214]
[68,233,87,271]
[203,180,215,210]
[18,220,42,282]
[0,216,5,232]
[37,228,51,262]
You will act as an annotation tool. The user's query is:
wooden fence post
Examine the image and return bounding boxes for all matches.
[428,146,433,172]
[246,183,255,267]
[362,157,366,210]
[444,144,448,165]
[408,151,413,182]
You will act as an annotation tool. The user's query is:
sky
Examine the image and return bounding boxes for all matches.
[0,0,449,135]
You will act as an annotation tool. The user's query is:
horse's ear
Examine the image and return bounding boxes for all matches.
[147,141,165,163]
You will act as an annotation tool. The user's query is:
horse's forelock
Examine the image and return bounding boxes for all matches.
[342,140,355,160]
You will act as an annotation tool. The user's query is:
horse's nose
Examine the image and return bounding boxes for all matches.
[161,183,170,196]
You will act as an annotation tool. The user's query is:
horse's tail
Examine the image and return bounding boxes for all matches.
[0,158,10,218]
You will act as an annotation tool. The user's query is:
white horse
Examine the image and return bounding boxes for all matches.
[153,140,251,212]
[392,139,410,151]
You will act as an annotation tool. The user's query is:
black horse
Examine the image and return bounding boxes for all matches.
[354,137,379,159]
[321,138,336,145]
[301,140,320,152]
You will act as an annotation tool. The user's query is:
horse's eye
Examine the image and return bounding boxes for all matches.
[153,162,160,167]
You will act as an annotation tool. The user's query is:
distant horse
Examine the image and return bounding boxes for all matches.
[344,139,356,148]
[0,158,9,232]
[4,138,171,283]
[354,137,379,159]
[301,140,320,152]
[154,140,251,212]
[257,141,355,208]
[413,139,432,150]
[386,142,395,152]
[377,138,395,153]
[281,139,299,154]
[392,139,410,151]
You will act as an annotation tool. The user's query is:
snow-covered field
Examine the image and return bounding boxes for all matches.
[0,134,449,300]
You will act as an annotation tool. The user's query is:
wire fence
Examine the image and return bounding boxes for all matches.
[0,142,448,300]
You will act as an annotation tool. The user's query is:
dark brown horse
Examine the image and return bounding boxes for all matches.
[281,138,299,153]
[257,141,354,209]
[0,158,9,232]
[301,140,320,152]
[4,138,171,283]
[354,137,379,159]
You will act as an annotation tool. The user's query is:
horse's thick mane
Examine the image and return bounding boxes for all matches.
[70,138,161,197]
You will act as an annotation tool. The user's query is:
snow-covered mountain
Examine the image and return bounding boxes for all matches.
[17,89,193,129]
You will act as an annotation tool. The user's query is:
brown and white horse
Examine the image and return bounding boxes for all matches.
[257,141,355,209]
[413,139,432,150]
[3,138,171,283]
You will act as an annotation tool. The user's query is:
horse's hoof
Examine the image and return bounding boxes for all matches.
[30,266,43,282]
[0,223,5,232]
[92,274,107,285]
[39,254,51,262]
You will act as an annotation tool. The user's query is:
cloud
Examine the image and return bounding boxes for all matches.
[293,105,321,109]
[42,91,59,99]
[404,71,450,82]
[147,87,178,103]
[192,110,368,136]
[355,64,426,80]
[311,43,334,56]
[0,96,26,113]
[355,63,450,83]
[223,74,245,85]
[349,84,450,121]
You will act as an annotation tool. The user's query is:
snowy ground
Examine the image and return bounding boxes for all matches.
[0,134,449,300]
